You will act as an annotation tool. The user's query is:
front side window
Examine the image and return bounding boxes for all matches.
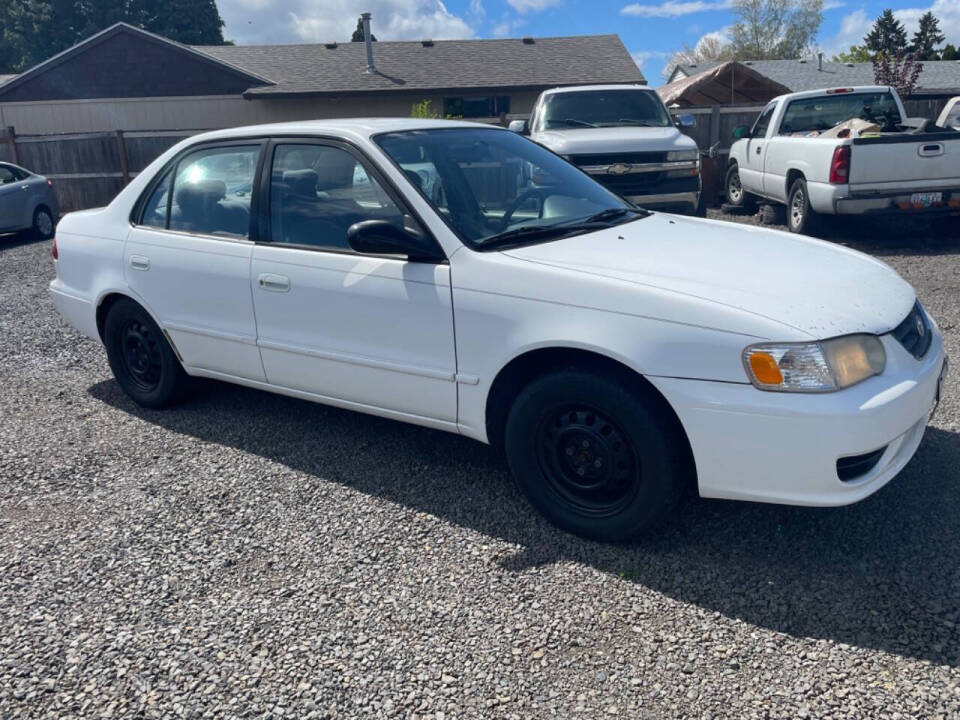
[751,103,776,138]
[268,143,410,251]
[376,128,638,248]
[160,145,259,238]
[779,92,902,134]
[537,90,671,131]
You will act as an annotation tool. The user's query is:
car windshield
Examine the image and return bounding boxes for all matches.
[539,90,672,130]
[779,91,903,134]
[375,128,644,249]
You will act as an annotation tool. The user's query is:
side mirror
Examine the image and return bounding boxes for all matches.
[732,125,751,140]
[677,114,696,128]
[508,119,529,135]
[347,220,443,263]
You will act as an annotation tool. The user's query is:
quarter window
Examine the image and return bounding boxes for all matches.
[156,145,260,238]
[268,144,412,251]
[0,165,15,185]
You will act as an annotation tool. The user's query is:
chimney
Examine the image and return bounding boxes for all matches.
[817,52,823,71]
[362,12,375,74]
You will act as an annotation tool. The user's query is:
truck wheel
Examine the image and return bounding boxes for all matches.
[724,165,756,213]
[504,369,688,543]
[787,178,820,235]
[104,298,189,408]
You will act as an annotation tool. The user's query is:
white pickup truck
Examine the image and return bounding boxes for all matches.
[509,85,702,215]
[726,85,960,233]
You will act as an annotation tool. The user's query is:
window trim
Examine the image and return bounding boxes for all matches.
[256,136,447,263]
[130,138,267,244]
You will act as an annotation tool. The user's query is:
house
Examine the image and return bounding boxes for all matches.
[0,22,645,136]
[665,56,960,100]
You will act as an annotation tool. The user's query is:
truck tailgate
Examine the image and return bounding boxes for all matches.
[849,132,960,190]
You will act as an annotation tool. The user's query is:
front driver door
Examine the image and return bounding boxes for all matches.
[740,102,775,195]
[250,140,457,422]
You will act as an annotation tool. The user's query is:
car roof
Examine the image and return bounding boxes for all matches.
[541,84,652,96]
[770,85,895,103]
[185,117,503,145]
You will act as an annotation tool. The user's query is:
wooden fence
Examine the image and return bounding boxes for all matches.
[0,96,951,216]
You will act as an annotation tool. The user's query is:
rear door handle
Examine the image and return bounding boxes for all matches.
[755,145,762,154]
[258,273,290,292]
[129,255,150,271]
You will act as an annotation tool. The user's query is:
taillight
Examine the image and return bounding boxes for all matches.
[52,236,58,260]
[829,146,851,184]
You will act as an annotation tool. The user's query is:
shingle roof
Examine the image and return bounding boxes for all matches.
[672,59,960,95]
[195,35,646,97]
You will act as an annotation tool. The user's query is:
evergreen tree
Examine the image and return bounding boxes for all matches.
[350,18,376,43]
[941,43,959,61]
[910,11,945,61]
[864,9,908,55]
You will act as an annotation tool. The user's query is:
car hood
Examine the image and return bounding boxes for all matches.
[533,126,696,155]
[500,213,915,339]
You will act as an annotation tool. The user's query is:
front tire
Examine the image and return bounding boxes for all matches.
[504,369,687,542]
[724,164,757,213]
[103,299,188,408]
[787,178,820,235]
[32,206,55,240]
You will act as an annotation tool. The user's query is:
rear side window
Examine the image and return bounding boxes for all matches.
[141,169,172,228]
[0,166,15,185]
[267,143,409,251]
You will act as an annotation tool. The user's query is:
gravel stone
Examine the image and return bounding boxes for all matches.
[1,214,959,718]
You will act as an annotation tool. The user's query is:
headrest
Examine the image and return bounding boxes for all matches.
[175,179,226,208]
[282,169,318,197]
[403,169,423,190]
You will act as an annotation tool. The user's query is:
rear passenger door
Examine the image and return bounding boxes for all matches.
[125,141,267,381]
[250,139,458,423]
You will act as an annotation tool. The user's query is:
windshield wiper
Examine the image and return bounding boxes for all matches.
[615,118,661,126]
[569,207,650,226]
[480,223,586,249]
[559,118,597,128]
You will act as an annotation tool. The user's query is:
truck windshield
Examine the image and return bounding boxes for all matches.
[538,90,672,130]
[779,91,903,134]
[375,128,643,249]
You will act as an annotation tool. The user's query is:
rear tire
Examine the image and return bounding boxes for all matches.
[504,369,688,543]
[103,299,188,408]
[724,164,757,213]
[787,178,820,235]
[32,206,55,240]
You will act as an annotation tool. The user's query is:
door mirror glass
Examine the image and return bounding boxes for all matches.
[347,219,441,262]
[508,120,529,135]
[677,114,696,128]
[732,125,751,140]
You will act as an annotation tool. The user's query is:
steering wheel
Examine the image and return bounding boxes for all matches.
[501,187,552,230]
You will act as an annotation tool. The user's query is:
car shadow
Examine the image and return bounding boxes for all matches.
[89,377,960,667]
[0,230,46,250]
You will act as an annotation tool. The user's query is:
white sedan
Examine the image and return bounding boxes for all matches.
[50,119,947,542]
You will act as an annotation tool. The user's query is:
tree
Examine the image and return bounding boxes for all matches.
[351,17,376,42]
[910,11,945,61]
[864,9,908,55]
[873,51,923,100]
[729,0,823,60]
[831,45,874,63]
[0,0,228,73]
[664,34,734,79]
[941,43,959,61]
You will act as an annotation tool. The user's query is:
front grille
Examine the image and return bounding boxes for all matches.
[568,151,667,167]
[837,447,887,481]
[593,173,663,195]
[891,301,932,359]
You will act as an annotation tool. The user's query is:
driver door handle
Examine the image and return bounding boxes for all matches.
[755,145,762,154]
[258,273,290,292]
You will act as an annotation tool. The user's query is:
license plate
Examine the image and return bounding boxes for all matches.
[910,192,942,208]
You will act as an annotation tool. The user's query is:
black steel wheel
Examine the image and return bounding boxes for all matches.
[103,298,188,408]
[505,368,689,542]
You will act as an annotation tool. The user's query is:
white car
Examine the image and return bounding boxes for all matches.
[727,86,960,234]
[50,119,947,542]
[510,85,702,215]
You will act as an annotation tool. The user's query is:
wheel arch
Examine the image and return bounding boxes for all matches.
[94,290,163,344]
[484,346,694,482]
[785,168,805,198]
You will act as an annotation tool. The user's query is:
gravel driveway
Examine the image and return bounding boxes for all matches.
[1,213,959,719]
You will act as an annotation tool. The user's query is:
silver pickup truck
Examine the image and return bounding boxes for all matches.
[726,86,960,233]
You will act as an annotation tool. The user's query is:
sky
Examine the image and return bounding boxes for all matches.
[216,0,960,85]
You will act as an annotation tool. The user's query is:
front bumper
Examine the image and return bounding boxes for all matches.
[650,331,946,507]
[625,191,699,212]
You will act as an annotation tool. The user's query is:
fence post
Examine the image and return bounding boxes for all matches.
[4,126,18,165]
[710,105,721,147]
[115,130,129,186]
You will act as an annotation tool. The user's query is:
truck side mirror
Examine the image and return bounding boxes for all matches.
[508,120,529,135]
[677,114,696,128]
[732,125,751,140]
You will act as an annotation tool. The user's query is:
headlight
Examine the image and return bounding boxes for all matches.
[743,334,886,392]
[666,149,699,162]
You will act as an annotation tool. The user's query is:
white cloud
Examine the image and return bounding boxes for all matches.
[820,8,870,57]
[822,0,845,10]
[506,0,562,12]
[621,0,733,18]
[469,0,486,18]
[219,0,474,45]
[491,13,526,37]
[631,49,671,69]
